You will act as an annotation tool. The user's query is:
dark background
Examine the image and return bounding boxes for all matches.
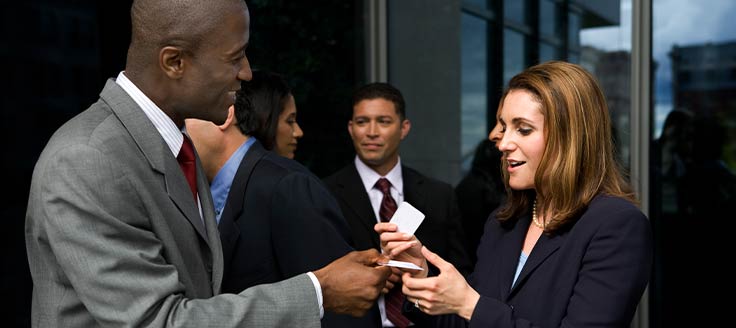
[1,1,363,326]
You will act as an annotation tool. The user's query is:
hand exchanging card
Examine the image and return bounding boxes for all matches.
[375,202,427,273]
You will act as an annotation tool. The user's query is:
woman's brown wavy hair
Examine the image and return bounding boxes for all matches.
[495,61,636,233]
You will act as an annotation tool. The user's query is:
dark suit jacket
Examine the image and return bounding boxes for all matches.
[324,163,472,327]
[435,194,652,328]
[218,141,372,327]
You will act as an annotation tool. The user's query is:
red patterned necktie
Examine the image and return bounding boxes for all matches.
[177,134,197,201]
[375,178,410,327]
[376,178,398,223]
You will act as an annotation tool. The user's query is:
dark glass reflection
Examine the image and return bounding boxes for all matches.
[539,0,560,37]
[651,1,736,326]
[504,0,528,24]
[464,0,488,10]
[461,13,488,173]
[503,29,526,86]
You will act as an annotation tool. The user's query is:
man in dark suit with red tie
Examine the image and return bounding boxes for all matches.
[324,82,472,327]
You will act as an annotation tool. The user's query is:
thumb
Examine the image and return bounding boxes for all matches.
[421,246,452,272]
[354,249,381,265]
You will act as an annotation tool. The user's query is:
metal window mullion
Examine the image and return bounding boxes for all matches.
[630,0,652,327]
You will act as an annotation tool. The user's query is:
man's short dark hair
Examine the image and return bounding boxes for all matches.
[351,82,406,120]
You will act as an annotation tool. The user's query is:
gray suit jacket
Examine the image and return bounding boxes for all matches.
[25,79,320,327]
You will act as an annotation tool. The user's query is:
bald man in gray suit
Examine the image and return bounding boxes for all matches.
[25,0,390,327]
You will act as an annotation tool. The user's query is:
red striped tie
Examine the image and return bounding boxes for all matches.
[375,178,411,328]
[177,134,197,201]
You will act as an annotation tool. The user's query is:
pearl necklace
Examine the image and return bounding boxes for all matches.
[532,199,545,229]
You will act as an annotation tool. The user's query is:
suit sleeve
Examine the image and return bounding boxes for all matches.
[464,206,652,328]
[269,172,354,276]
[27,144,321,328]
[269,172,375,327]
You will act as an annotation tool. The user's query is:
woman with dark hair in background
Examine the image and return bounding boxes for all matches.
[237,70,303,159]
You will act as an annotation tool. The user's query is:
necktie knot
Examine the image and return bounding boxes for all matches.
[178,135,195,163]
[375,177,392,194]
[375,177,397,223]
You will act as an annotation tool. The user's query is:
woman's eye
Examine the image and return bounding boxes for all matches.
[518,128,532,135]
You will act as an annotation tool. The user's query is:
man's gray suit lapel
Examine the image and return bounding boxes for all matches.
[100,79,210,244]
[197,155,223,293]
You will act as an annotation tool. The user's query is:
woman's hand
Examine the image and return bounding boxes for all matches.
[374,222,428,278]
[402,246,480,320]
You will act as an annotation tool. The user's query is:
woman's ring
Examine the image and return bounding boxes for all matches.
[414,299,420,308]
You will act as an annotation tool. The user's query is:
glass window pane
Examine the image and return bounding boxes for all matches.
[461,13,488,173]
[651,0,736,326]
[539,42,559,62]
[504,0,527,25]
[578,1,631,169]
[464,0,487,10]
[503,29,526,86]
[568,11,580,50]
[539,0,559,37]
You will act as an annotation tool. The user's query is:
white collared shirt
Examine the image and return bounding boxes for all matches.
[354,156,404,223]
[115,71,202,217]
[115,72,184,157]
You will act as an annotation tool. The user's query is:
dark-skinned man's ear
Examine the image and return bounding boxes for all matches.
[160,46,186,79]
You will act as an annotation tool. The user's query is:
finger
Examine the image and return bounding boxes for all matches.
[379,232,414,244]
[402,272,438,291]
[388,270,401,283]
[370,264,392,282]
[384,280,394,291]
[385,241,418,257]
[376,264,392,275]
[353,249,381,265]
[374,222,398,233]
[374,251,392,265]
[403,289,434,307]
[421,246,453,272]
[409,296,424,311]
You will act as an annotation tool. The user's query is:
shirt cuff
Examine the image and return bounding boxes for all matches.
[306,272,324,319]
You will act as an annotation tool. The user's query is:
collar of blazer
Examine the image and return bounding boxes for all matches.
[501,213,563,299]
[217,140,268,258]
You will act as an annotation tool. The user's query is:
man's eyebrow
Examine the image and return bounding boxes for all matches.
[230,43,248,56]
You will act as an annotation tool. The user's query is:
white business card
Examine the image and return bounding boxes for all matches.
[379,260,424,271]
[390,201,425,235]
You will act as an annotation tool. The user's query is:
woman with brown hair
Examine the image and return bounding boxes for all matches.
[377,61,652,327]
